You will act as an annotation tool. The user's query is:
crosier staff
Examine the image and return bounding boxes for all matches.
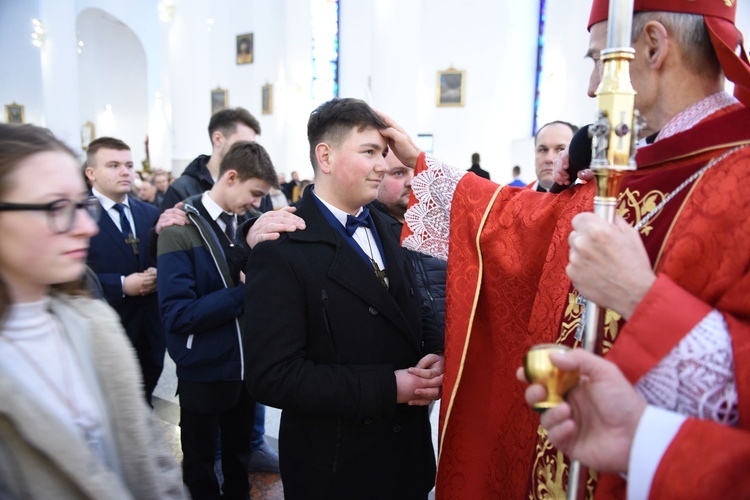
[568,0,640,498]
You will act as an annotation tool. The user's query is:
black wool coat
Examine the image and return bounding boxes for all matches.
[244,192,441,499]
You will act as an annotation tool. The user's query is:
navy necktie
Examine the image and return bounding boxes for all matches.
[345,207,371,237]
[219,212,236,242]
[113,203,133,239]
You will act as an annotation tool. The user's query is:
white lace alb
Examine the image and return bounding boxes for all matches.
[635,310,738,426]
[402,154,466,261]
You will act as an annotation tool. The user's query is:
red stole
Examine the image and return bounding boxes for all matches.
[406,104,750,500]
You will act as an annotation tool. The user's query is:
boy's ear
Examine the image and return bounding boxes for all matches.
[211,130,225,150]
[223,169,238,184]
[84,165,95,182]
[315,143,333,174]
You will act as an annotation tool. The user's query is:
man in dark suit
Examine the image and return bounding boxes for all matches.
[244,98,443,499]
[85,137,164,404]
[467,152,490,179]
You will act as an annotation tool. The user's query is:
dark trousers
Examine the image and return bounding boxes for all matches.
[251,403,266,449]
[122,324,164,406]
[181,385,255,500]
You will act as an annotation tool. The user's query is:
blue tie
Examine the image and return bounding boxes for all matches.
[113,203,133,239]
[345,207,371,236]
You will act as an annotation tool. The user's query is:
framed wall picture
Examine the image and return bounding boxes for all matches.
[211,87,228,114]
[236,33,254,65]
[81,121,95,150]
[262,83,273,115]
[436,68,466,107]
[5,102,24,124]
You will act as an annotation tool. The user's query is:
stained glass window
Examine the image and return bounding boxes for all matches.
[311,0,339,104]
[533,0,547,134]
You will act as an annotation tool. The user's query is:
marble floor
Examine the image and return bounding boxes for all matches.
[153,355,439,499]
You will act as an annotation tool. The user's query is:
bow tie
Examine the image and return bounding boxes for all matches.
[345,207,371,236]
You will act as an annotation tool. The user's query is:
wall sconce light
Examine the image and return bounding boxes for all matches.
[158,1,175,23]
[207,18,215,32]
[76,32,84,54]
[31,18,45,48]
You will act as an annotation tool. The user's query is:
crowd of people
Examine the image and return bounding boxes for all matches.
[1,0,749,498]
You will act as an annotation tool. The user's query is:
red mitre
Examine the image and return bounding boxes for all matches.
[587,0,750,106]
[588,0,736,27]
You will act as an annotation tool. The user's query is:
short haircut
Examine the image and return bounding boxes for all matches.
[471,153,480,163]
[85,137,130,166]
[534,121,579,145]
[307,98,388,172]
[512,165,521,176]
[218,140,278,188]
[632,12,720,77]
[208,107,261,140]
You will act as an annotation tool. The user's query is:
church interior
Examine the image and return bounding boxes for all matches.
[3,0,747,181]
[2,1,749,498]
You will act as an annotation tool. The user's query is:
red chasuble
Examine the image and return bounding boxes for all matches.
[404,104,750,499]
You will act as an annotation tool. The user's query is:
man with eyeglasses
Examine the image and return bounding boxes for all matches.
[85,137,165,406]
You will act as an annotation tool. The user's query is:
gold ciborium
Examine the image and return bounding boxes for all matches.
[523,344,580,412]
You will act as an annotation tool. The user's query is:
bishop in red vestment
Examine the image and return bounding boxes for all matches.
[381,0,750,498]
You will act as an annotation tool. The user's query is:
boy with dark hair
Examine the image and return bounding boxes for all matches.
[158,106,277,472]
[244,98,444,499]
[85,136,165,405]
[157,141,277,499]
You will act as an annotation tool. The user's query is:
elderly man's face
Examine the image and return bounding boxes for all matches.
[587,20,658,138]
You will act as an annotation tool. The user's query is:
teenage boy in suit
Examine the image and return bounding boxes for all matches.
[244,98,444,499]
[157,141,277,499]
[85,137,164,404]
[156,107,278,471]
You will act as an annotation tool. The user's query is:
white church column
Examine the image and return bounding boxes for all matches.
[39,0,80,149]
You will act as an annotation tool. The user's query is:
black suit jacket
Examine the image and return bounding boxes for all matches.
[467,163,491,179]
[244,192,440,499]
[87,194,165,366]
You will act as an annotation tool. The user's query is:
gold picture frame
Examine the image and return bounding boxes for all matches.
[5,102,24,124]
[81,121,96,150]
[262,83,273,115]
[211,87,228,115]
[436,68,466,107]
[236,33,254,65]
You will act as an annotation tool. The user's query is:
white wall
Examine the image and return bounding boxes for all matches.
[0,0,44,128]
[77,8,148,162]
[165,0,315,179]
[2,0,749,183]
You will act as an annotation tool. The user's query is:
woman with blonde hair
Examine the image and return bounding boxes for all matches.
[0,124,187,499]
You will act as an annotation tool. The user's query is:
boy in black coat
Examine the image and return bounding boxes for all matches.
[244,98,443,499]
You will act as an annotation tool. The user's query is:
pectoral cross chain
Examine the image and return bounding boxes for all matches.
[370,259,388,289]
[125,233,140,254]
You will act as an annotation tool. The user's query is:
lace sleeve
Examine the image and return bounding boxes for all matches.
[402,154,467,261]
[634,309,738,426]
